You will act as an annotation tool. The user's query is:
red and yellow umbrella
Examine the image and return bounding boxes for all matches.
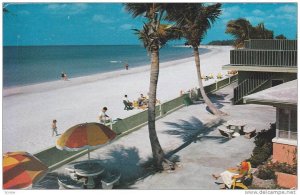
[3,151,48,189]
[56,122,116,159]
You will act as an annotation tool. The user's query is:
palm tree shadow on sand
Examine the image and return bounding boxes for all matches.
[205,92,231,114]
[163,116,230,159]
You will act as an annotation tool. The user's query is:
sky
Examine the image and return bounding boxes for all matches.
[3,2,298,46]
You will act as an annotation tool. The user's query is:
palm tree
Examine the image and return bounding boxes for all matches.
[225,18,252,48]
[275,34,287,40]
[124,3,180,170]
[254,23,273,39]
[166,3,225,116]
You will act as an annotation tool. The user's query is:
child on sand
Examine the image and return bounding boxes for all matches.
[52,119,58,136]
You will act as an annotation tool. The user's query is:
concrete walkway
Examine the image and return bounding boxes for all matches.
[34,84,275,189]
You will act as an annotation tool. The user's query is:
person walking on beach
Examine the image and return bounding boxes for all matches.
[99,107,111,124]
[52,119,58,136]
[124,63,129,70]
[61,72,68,81]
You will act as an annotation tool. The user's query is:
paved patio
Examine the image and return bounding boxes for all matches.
[34,83,276,190]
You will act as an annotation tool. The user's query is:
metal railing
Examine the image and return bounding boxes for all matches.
[234,72,271,104]
[230,50,297,67]
[244,39,297,50]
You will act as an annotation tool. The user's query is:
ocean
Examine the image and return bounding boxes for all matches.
[3,45,209,88]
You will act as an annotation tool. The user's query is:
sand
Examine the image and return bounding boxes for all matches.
[2,45,233,154]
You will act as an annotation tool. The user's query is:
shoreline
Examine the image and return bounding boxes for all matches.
[3,45,232,154]
[3,46,216,97]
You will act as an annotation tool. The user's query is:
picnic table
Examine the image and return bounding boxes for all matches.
[226,120,247,133]
[74,161,105,189]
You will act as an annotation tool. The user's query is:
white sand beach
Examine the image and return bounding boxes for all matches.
[3,46,233,154]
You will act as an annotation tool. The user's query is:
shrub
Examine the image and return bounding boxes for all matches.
[257,165,276,180]
[248,123,275,168]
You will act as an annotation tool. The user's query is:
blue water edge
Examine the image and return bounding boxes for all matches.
[3,45,209,88]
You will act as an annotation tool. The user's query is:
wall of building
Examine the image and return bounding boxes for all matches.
[237,71,297,93]
[272,142,297,165]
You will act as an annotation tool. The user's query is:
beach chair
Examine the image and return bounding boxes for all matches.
[123,100,133,110]
[231,162,253,189]
[217,73,223,79]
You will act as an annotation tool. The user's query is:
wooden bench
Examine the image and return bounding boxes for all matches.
[243,126,256,139]
[218,125,234,138]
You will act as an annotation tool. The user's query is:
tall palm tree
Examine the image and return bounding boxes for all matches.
[166,3,225,116]
[124,3,180,170]
[225,18,253,48]
[254,23,273,39]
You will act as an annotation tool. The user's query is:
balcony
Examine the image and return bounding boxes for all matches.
[230,50,297,67]
[244,39,297,50]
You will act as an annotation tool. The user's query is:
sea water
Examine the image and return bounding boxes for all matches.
[3,45,209,88]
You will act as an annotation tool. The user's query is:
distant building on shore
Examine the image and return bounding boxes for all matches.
[223,39,297,104]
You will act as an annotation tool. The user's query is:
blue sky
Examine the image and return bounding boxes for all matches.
[3,2,298,46]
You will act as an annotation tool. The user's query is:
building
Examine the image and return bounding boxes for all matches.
[243,80,297,188]
[223,39,297,104]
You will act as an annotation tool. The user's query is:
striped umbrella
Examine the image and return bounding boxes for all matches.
[3,151,48,189]
[56,122,117,160]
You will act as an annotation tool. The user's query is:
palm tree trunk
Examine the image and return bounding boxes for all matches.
[148,47,165,169]
[193,46,226,116]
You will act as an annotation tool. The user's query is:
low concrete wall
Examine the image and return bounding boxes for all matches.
[275,172,297,189]
[273,142,296,165]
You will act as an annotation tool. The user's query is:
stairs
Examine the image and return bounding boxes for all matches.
[233,72,272,104]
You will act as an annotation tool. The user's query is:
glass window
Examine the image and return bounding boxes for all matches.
[278,108,289,131]
[290,110,297,132]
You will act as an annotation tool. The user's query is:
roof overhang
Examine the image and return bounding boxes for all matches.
[243,79,298,107]
[222,64,297,73]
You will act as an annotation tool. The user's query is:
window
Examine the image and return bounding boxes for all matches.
[277,108,297,140]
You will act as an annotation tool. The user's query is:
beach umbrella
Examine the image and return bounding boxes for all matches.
[3,151,48,189]
[56,122,117,160]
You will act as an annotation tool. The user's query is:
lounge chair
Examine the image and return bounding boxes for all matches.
[217,73,223,79]
[101,170,121,189]
[123,100,133,110]
[231,162,253,189]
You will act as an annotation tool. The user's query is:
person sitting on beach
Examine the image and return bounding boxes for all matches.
[99,107,111,124]
[51,119,59,136]
[123,95,133,106]
[138,94,147,107]
[212,160,250,189]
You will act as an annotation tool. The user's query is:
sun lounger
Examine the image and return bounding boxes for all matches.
[101,170,121,189]
[123,100,133,111]
[218,125,234,138]
[231,162,253,189]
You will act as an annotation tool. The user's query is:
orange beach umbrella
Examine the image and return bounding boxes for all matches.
[3,151,48,189]
[56,122,116,159]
